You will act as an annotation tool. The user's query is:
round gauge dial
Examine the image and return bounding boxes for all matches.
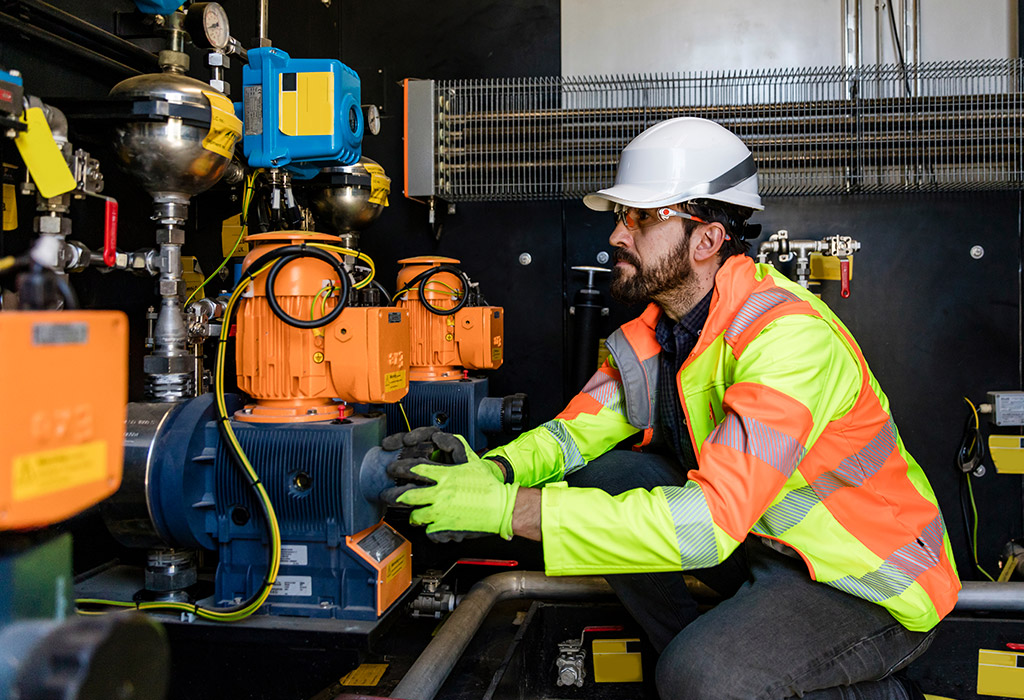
[187,2,231,51]
[366,104,381,136]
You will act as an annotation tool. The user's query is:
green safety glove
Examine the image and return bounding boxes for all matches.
[380,432,519,543]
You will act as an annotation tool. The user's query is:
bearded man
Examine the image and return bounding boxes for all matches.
[383,117,960,700]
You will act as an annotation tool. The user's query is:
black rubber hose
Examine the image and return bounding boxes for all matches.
[416,264,471,316]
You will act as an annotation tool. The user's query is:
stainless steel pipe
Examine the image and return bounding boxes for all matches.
[389,571,614,700]
[954,581,1024,613]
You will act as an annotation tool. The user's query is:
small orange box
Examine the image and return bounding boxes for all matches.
[0,311,128,530]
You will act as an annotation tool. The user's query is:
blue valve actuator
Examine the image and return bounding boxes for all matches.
[133,0,182,15]
[239,47,363,170]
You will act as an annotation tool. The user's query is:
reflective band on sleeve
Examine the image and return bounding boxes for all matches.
[757,485,819,534]
[541,420,586,475]
[582,370,627,415]
[660,484,721,568]
[724,288,801,344]
[709,413,805,477]
[811,419,897,499]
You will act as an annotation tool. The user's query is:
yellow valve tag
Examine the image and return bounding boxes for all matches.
[998,554,1018,582]
[202,91,243,159]
[364,162,391,207]
[809,253,853,281]
[338,663,388,686]
[2,182,16,231]
[12,440,108,502]
[14,108,77,199]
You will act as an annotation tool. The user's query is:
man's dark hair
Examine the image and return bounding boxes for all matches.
[680,199,756,263]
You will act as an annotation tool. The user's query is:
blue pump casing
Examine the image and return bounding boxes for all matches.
[240,48,363,170]
[373,377,493,451]
[140,395,405,621]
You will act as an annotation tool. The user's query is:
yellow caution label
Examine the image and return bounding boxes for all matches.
[202,91,243,159]
[491,346,502,364]
[338,663,388,686]
[2,182,16,231]
[12,440,107,502]
[279,72,334,137]
[384,370,406,393]
[385,552,406,581]
[14,108,77,199]
[364,161,391,207]
[220,213,250,257]
[978,649,1024,698]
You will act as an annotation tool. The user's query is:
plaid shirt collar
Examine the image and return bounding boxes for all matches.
[654,289,714,356]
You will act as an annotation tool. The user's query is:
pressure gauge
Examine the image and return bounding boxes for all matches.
[186,2,231,51]
[366,105,381,135]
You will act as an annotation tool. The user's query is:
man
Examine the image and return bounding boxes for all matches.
[383,117,960,699]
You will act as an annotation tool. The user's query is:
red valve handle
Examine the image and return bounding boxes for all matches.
[1007,642,1024,651]
[582,625,624,633]
[102,198,119,267]
[456,558,519,567]
[839,258,850,298]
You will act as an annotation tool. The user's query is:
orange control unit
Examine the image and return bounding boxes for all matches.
[396,256,503,381]
[236,232,410,422]
[0,311,128,530]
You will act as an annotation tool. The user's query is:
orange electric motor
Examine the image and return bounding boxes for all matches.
[395,256,503,381]
[235,232,410,422]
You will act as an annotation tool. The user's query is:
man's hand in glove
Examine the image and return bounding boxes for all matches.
[380,432,519,543]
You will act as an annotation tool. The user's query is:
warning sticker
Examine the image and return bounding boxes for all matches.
[339,663,388,686]
[384,370,406,393]
[12,440,107,502]
[280,544,308,566]
[202,91,243,159]
[270,576,312,597]
[491,347,502,363]
[385,553,406,582]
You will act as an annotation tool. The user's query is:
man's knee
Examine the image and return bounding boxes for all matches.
[655,631,768,700]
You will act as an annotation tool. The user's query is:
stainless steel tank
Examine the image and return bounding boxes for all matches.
[308,157,390,242]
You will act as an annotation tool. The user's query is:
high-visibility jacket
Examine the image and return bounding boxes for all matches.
[488,255,960,631]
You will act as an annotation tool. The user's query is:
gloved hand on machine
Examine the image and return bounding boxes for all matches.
[379,428,519,543]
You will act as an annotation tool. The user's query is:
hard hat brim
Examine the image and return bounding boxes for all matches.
[583,184,680,212]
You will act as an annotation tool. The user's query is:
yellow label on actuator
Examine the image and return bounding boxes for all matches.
[383,370,406,393]
[491,347,502,363]
[385,553,406,582]
[279,72,334,137]
[14,108,77,199]
[12,440,107,501]
[202,91,243,159]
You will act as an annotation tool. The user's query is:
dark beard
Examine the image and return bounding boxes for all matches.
[610,234,692,305]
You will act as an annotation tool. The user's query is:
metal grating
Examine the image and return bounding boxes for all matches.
[414,60,1024,201]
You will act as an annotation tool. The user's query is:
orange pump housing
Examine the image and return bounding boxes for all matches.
[0,311,128,530]
[236,232,410,423]
[396,256,503,381]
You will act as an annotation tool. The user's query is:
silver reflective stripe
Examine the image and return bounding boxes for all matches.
[724,288,801,344]
[541,419,586,475]
[829,561,917,602]
[708,413,805,478]
[582,369,627,415]
[674,154,758,201]
[811,419,898,500]
[661,485,721,568]
[757,485,819,534]
[606,328,658,430]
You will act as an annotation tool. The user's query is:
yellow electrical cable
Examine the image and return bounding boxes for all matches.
[962,396,997,583]
[77,261,283,622]
[184,173,257,308]
[0,255,16,273]
[398,401,412,432]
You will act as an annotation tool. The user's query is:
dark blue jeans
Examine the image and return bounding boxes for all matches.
[566,450,934,700]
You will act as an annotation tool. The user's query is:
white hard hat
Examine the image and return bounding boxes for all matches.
[583,117,763,212]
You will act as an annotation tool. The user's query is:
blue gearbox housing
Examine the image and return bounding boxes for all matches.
[126,395,405,621]
[240,47,363,171]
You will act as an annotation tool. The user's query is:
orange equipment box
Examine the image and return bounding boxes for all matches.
[0,310,128,530]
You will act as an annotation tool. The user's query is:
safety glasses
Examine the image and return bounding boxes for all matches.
[613,204,708,232]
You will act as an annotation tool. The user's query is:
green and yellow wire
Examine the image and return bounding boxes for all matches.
[963,397,996,582]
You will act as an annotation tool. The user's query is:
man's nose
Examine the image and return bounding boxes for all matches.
[609,222,632,248]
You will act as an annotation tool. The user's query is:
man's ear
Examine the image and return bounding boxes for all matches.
[692,222,727,263]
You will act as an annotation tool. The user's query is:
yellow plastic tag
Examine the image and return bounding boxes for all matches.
[338,663,388,686]
[202,91,242,159]
[12,440,108,502]
[2,182,16,231]
[988,435,1024,475]
[364,162,391,207]
[14,108,77,199]
[978,649,1024,698]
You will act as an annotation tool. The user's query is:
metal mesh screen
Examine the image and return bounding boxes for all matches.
[423,60,1024,201]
